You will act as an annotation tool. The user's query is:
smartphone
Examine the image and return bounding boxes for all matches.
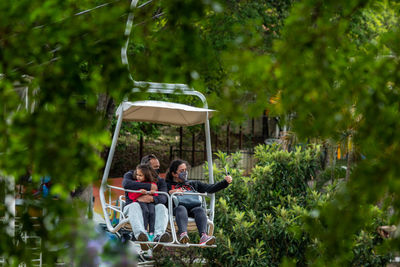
[224,165,230,176]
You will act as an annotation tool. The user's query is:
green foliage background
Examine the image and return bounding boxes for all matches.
[268,1,400,265]
[1,0,400,265]
[202,147,391,266]
[0,0,129,264]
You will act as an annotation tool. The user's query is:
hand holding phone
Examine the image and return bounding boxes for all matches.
[224,165,232,184]
[224,165,230,176]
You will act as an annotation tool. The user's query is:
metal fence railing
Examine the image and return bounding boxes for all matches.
[0,217,43,267]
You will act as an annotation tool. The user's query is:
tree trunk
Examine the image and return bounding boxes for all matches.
[262,110,269,140]
[239,125,243,150]
[97,93,116,129]
[226,123,230,154]
[139,136,144,160]
[252,118,255,147]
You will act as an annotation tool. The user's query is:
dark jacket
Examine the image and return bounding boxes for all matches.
[167,179,230,194]
[123,170,168,206]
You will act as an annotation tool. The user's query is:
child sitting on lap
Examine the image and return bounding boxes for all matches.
[128,164,158,241]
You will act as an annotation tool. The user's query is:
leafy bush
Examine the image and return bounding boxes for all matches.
[251,144,321,210]
[315,165,347,190]
[199,145,391,266]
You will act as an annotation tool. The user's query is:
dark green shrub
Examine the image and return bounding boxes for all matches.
[315,165,347,191]
[250,144,322,211]
[153,247,204,267]
[199,144,391,266]
[200,144,322,266]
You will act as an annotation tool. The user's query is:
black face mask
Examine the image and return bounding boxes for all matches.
[155,169,160,175]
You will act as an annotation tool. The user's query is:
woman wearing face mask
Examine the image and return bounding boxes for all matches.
[166,159,233,245]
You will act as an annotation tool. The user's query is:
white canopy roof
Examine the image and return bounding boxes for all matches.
[116,100,214,126]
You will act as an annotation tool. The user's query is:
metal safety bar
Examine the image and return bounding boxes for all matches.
[103,185,216,247]
[168,191,213,245]
[104,185,170,233]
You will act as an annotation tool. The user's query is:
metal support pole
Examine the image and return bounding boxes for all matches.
[239,125,243,150]
[204,113,215,222]
[100,106,124,231]
[226,123,230,154]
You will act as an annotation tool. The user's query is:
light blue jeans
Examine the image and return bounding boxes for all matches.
[123,202,168,239]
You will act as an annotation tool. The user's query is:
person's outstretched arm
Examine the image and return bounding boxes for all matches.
[191,176,233,193]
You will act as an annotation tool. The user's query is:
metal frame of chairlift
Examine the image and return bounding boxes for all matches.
[99,83,217,248]
[99,0,218,248]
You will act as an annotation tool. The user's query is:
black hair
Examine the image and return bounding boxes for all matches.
[140,154,158,165]
[166,159,189,183]
[135,164,157,183]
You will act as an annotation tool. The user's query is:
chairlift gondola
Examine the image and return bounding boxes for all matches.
[99,82,218,249]
[98,0,219,249]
